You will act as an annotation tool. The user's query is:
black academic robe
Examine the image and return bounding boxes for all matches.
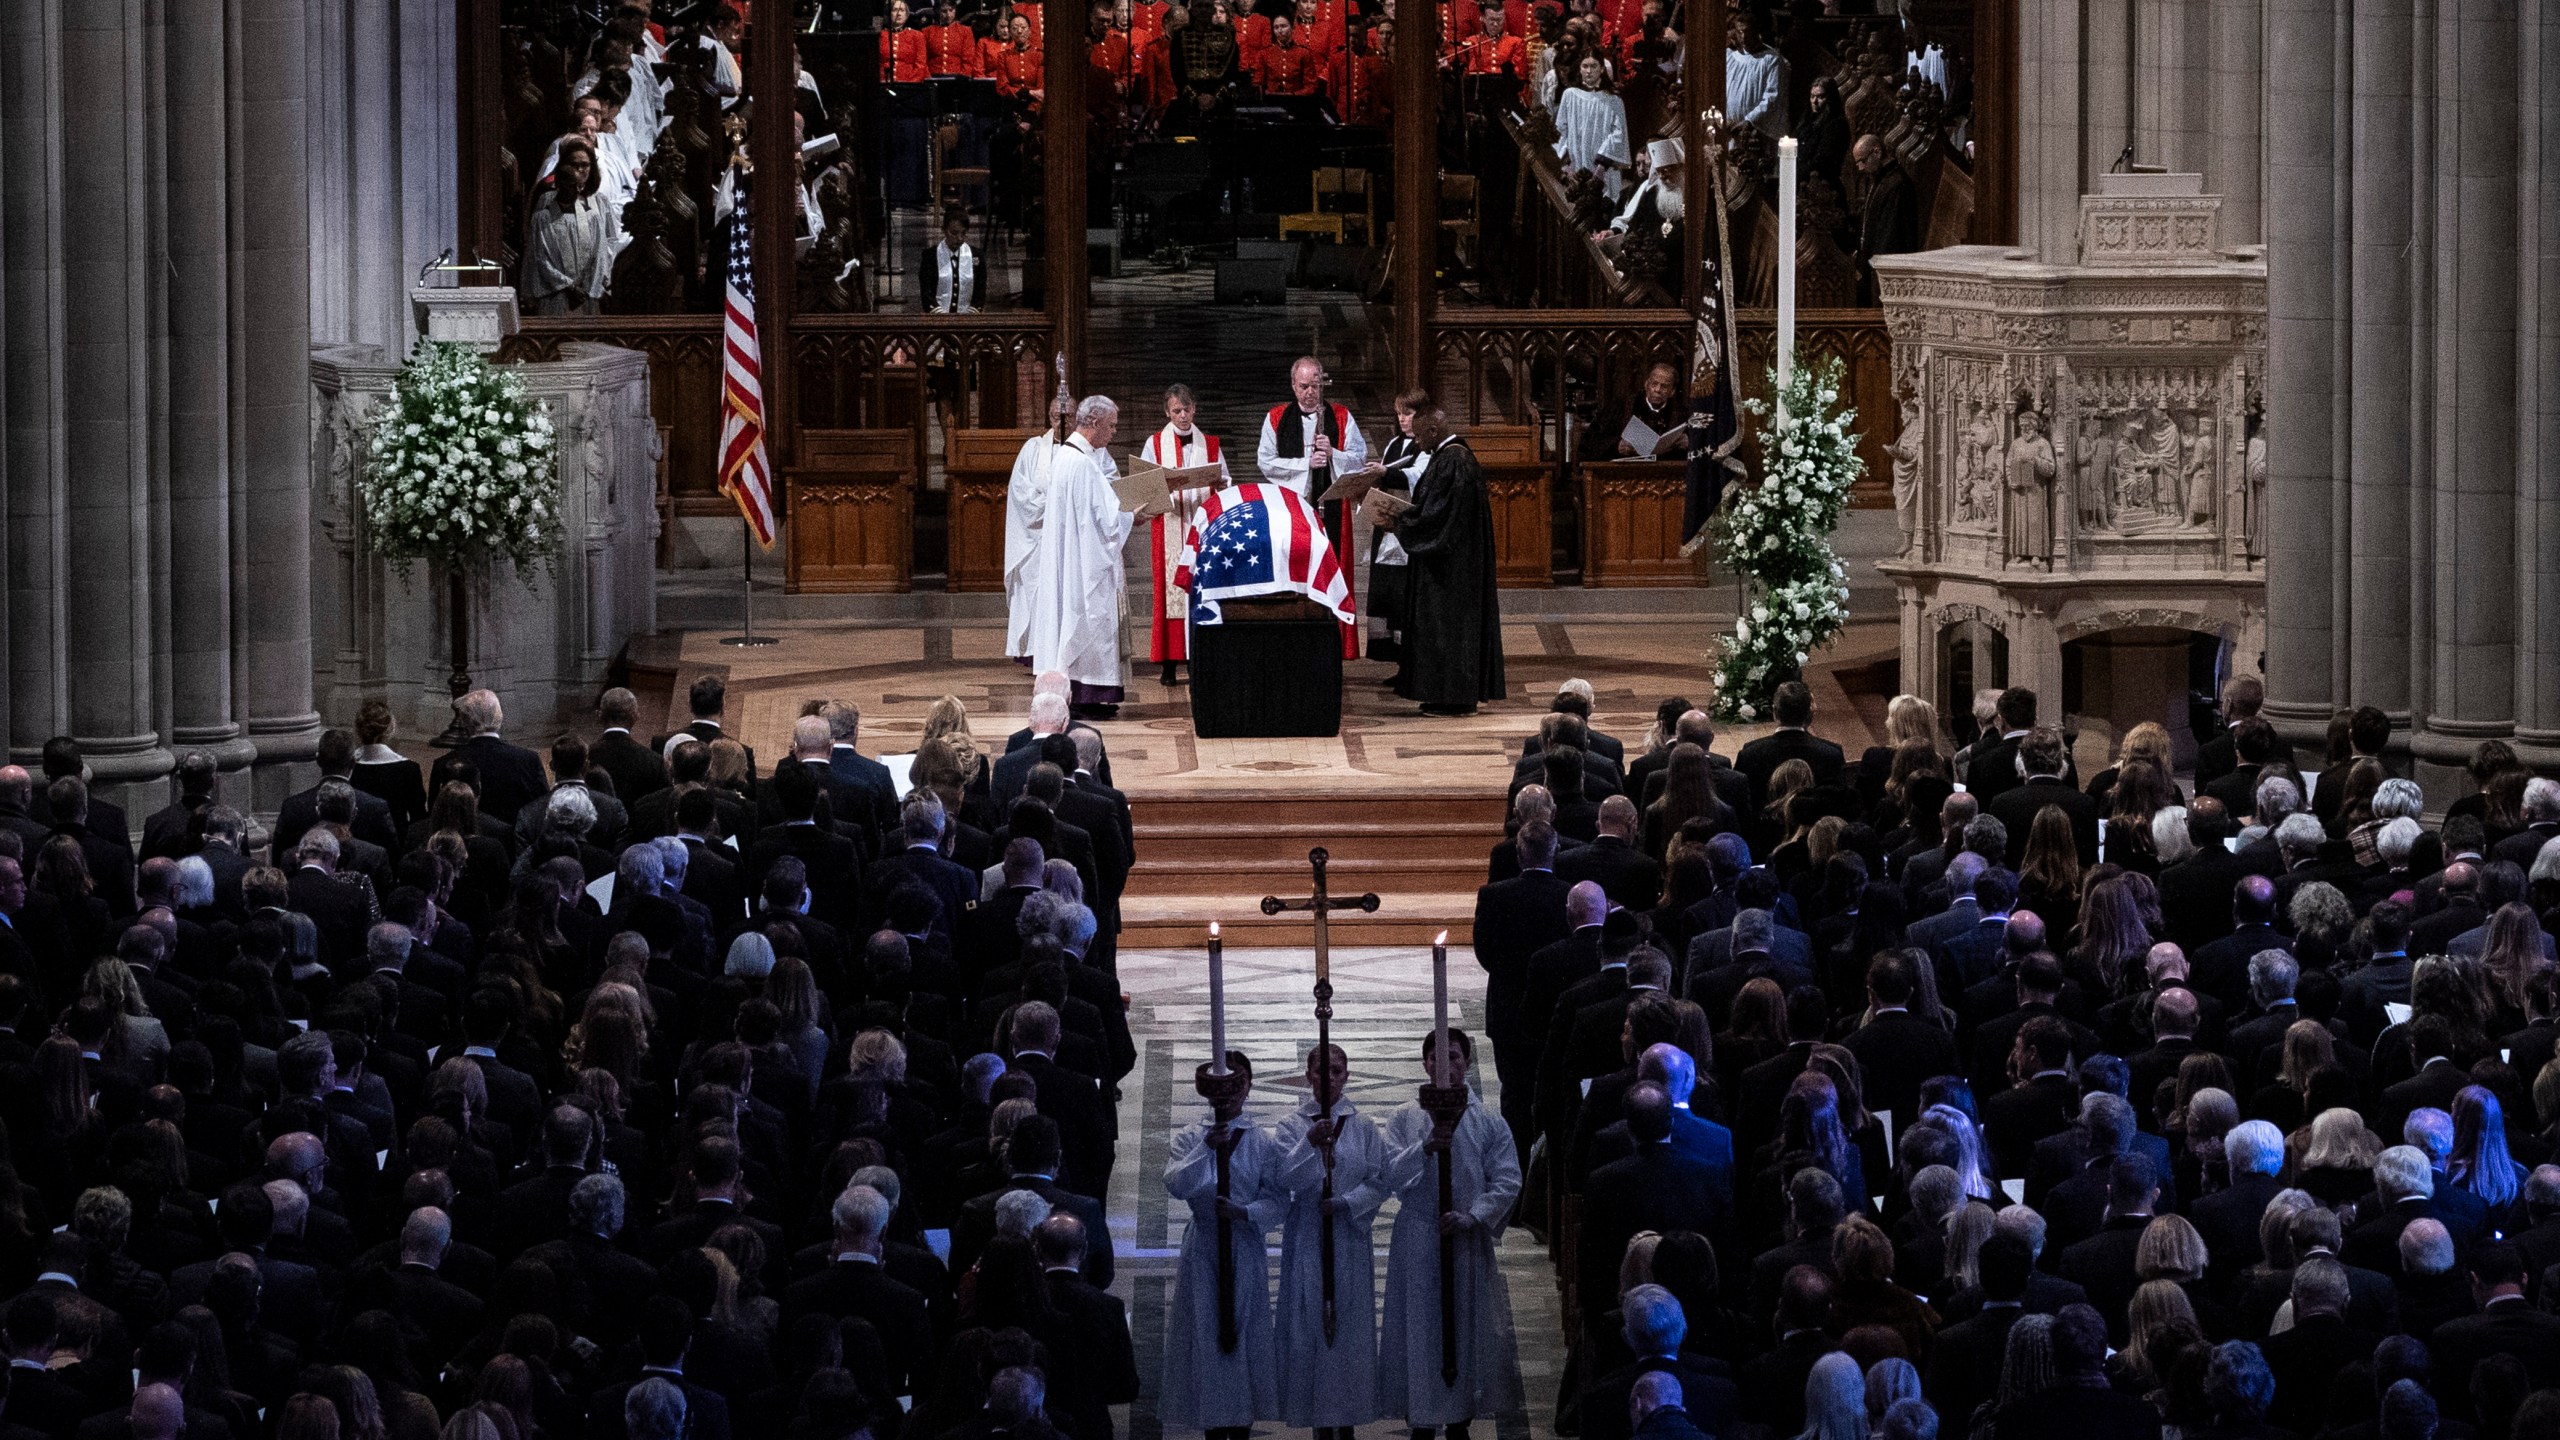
[1392,436,1505,707]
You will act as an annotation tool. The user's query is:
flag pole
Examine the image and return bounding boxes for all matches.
[721,517,776,647]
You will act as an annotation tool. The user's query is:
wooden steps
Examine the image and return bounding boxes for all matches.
[1118,788,1506,947]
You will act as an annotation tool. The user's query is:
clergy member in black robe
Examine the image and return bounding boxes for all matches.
[1389,406,1505,715]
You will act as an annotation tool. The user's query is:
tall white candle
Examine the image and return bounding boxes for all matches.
[1431,930,1450,1081]
[1208,923,1227,1075]
[1776,136,1798,400]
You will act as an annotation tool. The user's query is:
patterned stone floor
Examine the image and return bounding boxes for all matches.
[1105,943,1559,1440]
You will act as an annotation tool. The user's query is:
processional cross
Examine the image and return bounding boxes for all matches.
[1261,847,1379,1343]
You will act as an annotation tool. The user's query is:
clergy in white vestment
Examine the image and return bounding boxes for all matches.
[1271,1045,1385,1439]
[1375,1029,1523,1432]
[1552,55,1631,201]
[1141,384,1233,682]
[1162,1055,1285,1439]
[1003,427,1063,661]
[1255,356,1369,658]
[1024,396,1136,715]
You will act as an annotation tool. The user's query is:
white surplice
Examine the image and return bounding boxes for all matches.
[1374,1089,1523,1427]
[1553,86,1632,201]
[1162,1116,1287,1431]
[1003,433,1058,657]
[1023,432,1134,689]
[1254,404,1370,498]
[1272,1096,1388,1428]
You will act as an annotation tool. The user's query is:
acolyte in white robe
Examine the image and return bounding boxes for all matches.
[1002,433,1058,657]
[1553,86,1632,201]
[1024,432,1134,689]
[1725,45,1787,137]
[1272,1097,1387,1429]
[1162,1116,1287,1432]
[1374,1090,1523,1427]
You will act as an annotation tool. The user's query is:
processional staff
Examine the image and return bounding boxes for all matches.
[1262,846,1378,1344]
[1198,923,1246,1353]
[1420,929,1469,1387]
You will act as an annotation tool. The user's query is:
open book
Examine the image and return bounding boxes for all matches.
[1358,486,1415,529]
[1111,464,1174,516]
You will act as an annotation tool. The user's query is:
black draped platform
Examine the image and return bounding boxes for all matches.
[1186,597,1344,738]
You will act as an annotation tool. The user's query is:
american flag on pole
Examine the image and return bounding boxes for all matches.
[718,179,777,548]
[1172,483,1355,626]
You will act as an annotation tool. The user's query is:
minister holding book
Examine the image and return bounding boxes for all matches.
[1141,384,1233,685]
[1026,396,1141,719]
[1257,356,1369,657]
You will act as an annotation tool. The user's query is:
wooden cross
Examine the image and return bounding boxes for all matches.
[1262,846,1378,1344]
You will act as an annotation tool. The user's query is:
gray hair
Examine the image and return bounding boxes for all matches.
[851,1165,903,1213]
[2255,774,2303,823]
[546,785,597,838]
[2203,1342,2276,1425]
[2291,1256,2349,1315]
[173,856,215,910]
[1619,1282,1686,1354]
[625,1377,688,1440]
[2534,836,2560,887]
[1060,902,1099,953]
[456,689,504,735]
[1074,395,1119,427]
[652,834,689,882]
[2275,812,2327,863]
[821,700,862,744]
[2374,1144,2435,1203]
[2402,1108,2453,1161]
[2398,1217,2454,1276]
[2376,817,2423,867]
[297,828,341,867]
[1993,1203,2047,1260]
[2372,779,2426,822]
[1072,728,1103,772]
[2289,881,2352,938]
[831,1184,892,1241]
[2526,777,2560,823]
[1017,889,1068,938]
[2151,807,2196,865]
[994,1187,1053,1239]
[2225,1121,2284,1178]
[901,793,947,846]
[1732,908,1775,953]
[1028,692,1071,730]
[568,1173,627,1237]
[725,931,776,980]
[617,843,664,899]
[2247,949,2298,1004]
[366,922,414,970]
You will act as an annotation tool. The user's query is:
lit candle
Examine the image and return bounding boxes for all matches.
[1209,923,1227,1075]
[1431,930,1450,1081]
[1777,136,1799,400]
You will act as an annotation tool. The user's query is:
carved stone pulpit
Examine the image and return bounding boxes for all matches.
[409,283,521,352]
[1872,175,2266,767]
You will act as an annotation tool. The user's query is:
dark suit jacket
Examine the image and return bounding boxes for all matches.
[1011,1051,1116,1197]
[1474,870,1574,1059]
[435,734,548,831]
[589,1371,733,1440]
[1841,1009,1959,1123]
[2055,1215,2153,1346]
[592,728,669,805]
[2190,1172,2286,1286]
[1555,835,1663,912]
[1964,732,2028,805]
[779,1258,932,1396]
[2159,849,2257,953]
[285,865,372,964]
[953,1175,1111,1289]
[1989,775,2100,867]
[1735,728,1847,810]
[865,844,983,939]
[743,821,864,929]
[1992,1381,2164,1440]
[271,779,398,861]
[1038,1269,1142,1440]
[2429,1297,2560,1419]
[1580,1140,1736,1325]
[1982,1072,2078,1179]
[1925,1303,2023,1434]
[1580,1355,1738,1440]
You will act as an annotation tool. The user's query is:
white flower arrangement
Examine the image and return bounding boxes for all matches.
[1708,358,1861,722]
[359,341,561,577]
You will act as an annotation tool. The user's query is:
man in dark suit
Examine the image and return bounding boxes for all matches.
[654,674,757,782]
[1961,687,2041,805]
[140,750,218,862]
[2191,1120,2288,1287]
[1685,907,1816,1024]
[373,1206,486,1369]
[1929,866,2019,998]
[2187,873,2289,1011]
[2193,675,2261,789]
[2258,1256,2385,1432]
[1520,881,1610,1107]
[2377,1021,2474,1143]
[1746,1169,1843,1325]
[1578,1284,1740,1440]
[1535,911,1644,1153]
[2313,705,2395,832]
[513,735,630,852]
[1038,737,1128,913]
[283,831,372,965]
[2414,860,2488,954]
[433,689,548,828]
[47,776,137,916]
[489,1107,601,1260]
[811,699,899,841]
[1578,1084,1734,1339]
[1555,796,1662,911]
[1009,1003,1116,1198]
[1987,726,2099,866]
[993,693,1075,811]
[2343,1144,2455,1277]
[1966,942,2101,1097]
[950,1116,1111,1287]
[864,794,982,942]
[1734,681,1846,810]
[780,1183,931,1399]
[0,771,53,858]
[2155,799,2252,954]
[2493,780,2560,869]
[2125,986,2207,1130]
[0,1294,92,1435]
[1737,1267,1840,1435]
[40,737,128,855]
[1030,1214,1139,1440]
[1840,951,1958,1123]
[592,687,670,805]
[1633,710,1752,818]
[271,728,400,861]
[586,1297,736,1440]
[743,765,863,930]
[1902,852,1988,960]
[2202,718,2283,820]
[1983,1016,2080,1179]
[2429,1243,2560,1420]
[1924,1233,2034,1430]
[1474,820,1573,1165]
[2052,1159,2161,1348]
[1512,713,1624,801]
[167,1183,327,1344]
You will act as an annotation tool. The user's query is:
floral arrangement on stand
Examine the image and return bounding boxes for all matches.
[359,341,561,577]
[1708,357,1862,722]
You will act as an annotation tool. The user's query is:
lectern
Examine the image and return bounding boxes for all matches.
[410,283,521,352]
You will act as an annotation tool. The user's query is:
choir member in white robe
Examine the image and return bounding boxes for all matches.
[524,139,616,316]
[1141,384,1232,682]
[1376,1029,1522,1435]
[1163,1055,1286,1440]
[1272,1044,1385,1440]
[1552,56,1631,201]
[1024,396,1138,714]
[1004,427,1061,660]
[1724,13,1786,136]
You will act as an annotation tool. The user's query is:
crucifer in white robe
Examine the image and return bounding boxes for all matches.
[1553,86,1631,201]
[1023,431,1134,693]
[1162,1116,1287,1432]
[1002,432,1058,657]
[1375,1089,1523,1428]
[1272,1096,1388,1429]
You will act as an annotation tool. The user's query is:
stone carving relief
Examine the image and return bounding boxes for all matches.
[1888,376,1923,555]
[2242,394,2266,562]
[2004,404,2058,568]
[2061,364,2226,537]
[1940,357,2012,534]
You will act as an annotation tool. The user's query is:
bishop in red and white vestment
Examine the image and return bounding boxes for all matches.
[1255,396,1368,658]
[1142,419,1231,666]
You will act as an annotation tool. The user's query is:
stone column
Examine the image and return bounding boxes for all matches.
[2346,0,2412,722]
[2017,0,2086,260]
[168,0,253,782]
[1,0,70,759]
[60,0,173,808]
[2208,0,2264,245]
[2261,0,2341,744]
[240,0,322,808]
[2420,0,2518,750]
[2520,7,2560,752]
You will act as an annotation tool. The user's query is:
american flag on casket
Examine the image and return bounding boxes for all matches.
[1172,482,1357,627]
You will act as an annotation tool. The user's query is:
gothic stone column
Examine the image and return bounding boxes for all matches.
[1,0,70,761]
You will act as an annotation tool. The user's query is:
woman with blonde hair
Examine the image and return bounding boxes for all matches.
[920,695,992,791]
[1858,694,1941,816]
[1757,758,1816,863]
[84,956,170,1078]
[2296,1107,2384,1204]
[2110,1279,2205,1398]
[2086,721,2179,810]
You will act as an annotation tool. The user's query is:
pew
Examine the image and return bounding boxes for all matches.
[785,429,918,593]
